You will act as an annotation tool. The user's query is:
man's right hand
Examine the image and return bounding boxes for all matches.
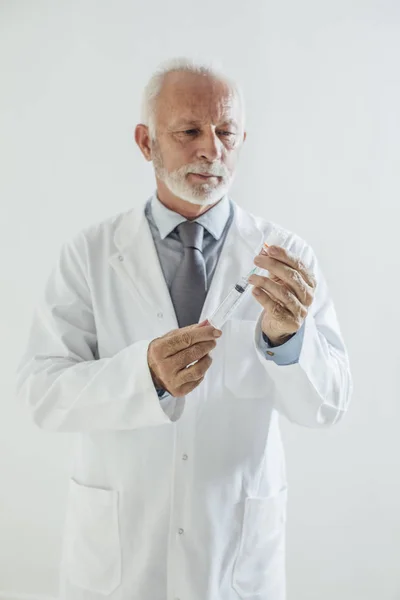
[147,321,222,397]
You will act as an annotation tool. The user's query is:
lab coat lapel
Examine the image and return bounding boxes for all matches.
[109,200,264,331]
[109,205,179,330]
[199,201,264,323]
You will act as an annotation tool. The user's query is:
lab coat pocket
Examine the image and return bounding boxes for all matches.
[224,318,269,399]
[64,479,121,595]
[232,488,287,598]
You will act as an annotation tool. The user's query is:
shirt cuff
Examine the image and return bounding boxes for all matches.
[257,321,305,365]
[156,387,171,400]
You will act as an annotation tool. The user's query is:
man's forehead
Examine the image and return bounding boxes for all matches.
[156,71,241,125]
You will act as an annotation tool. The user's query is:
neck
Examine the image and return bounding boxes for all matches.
[155,180,221,220]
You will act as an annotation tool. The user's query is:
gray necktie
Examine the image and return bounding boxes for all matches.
[170,221,207,328]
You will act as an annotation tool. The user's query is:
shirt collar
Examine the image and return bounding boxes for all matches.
[150,192,231,241]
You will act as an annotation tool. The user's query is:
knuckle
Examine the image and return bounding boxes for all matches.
[296,259,305,271]
[166,337,178,353]
[180,369,192,385]
[190,369,201,381]
[184,378,203,395]
[192,362,205,379]
[304,290,313,306]
[179,331,192,348]
[191,343,208,363]
[149,337,161,357]
[185,347,198,364]
[165,328,179,340]
[193,341,213,360]
[196,355,212,377]
[291,270,303,287]
[296,272,304,286]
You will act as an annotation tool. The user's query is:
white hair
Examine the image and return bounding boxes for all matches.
[141,57,246,139]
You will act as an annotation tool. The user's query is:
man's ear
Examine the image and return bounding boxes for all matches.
[134,124,152,161]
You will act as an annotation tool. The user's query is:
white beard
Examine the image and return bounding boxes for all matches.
[151,142,235,206]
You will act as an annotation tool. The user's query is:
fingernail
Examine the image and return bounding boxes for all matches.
[253,288,261,296]
[198,319,209,327]
[213,329,222,337]
[268,246,278,255]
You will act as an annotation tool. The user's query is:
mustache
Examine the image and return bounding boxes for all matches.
[177,163,229,178]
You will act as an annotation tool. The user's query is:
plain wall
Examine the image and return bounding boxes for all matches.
[1,1,399,598]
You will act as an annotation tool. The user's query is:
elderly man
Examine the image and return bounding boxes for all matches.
[16,57,352,600]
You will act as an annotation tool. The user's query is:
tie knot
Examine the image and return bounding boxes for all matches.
[177,221,204,251]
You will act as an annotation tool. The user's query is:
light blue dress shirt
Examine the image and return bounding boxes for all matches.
[144,193,303,397]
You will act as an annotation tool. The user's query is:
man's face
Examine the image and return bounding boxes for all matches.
[150,72,245,206]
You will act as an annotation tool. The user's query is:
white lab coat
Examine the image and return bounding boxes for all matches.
[16,200,352,600]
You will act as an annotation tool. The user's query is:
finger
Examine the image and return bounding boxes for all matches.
[252,286,289,316]
[267,246,316,288]
[177,354,213,386]
[255,247,316,289]
[189,322,222,342]
[162,325,220,359]
[249,274,308,319]
[252,287,299,327]
[253,255,313,305]
[173,339,216,371]
[176,375,205,397]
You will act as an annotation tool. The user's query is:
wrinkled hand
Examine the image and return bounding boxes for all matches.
[248,245,316,346]
[147,321,222,397]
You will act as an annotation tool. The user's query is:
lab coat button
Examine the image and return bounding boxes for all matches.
[182,454,188,460]
[118,255,124,261]
[157,312,163,319]
[178,528,184,535]
[266,350,275,356]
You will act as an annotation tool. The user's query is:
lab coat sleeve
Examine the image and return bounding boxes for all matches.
[253,245,352,428]
[15,234,183,432]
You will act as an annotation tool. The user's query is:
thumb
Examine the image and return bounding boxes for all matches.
[197,319,210,327]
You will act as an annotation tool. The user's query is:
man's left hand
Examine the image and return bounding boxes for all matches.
[248,245,317,347]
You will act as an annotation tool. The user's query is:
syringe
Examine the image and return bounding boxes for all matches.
[206,242,270,330]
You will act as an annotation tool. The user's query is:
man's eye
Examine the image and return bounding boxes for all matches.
[184,129,198,135]
[219,131,235,137]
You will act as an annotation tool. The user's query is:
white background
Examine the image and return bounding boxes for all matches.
[1,1,399,599]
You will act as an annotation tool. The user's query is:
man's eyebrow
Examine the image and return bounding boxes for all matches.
[220,119,239,128]
[171,118,239,129]
[171,120,201,129]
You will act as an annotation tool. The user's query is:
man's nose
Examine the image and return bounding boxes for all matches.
[196,130,222,162]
